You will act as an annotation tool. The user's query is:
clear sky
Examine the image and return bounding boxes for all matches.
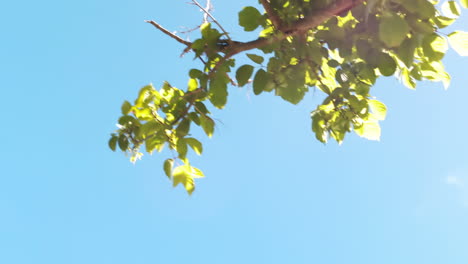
[1,1,468,263]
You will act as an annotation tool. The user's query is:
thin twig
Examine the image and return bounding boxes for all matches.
[203,0,212,24]
[259,0,283,30]
[145,20,192,46]
[191,0,231,41]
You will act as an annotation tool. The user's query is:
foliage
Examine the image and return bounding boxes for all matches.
[110,0,468,194]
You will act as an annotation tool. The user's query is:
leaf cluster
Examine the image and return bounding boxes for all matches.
[110,0,468,194]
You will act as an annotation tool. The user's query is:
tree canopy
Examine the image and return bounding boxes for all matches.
[109,0,468,194]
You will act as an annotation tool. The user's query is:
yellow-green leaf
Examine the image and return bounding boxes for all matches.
[448,31,468,56]
[187,78,198,91]
[355,121,381,141]
[172,165,195,195]
[422,33,448,61]
[185,137,203,155]
[200,115,215,138]
[368,99,387,120]
[379,14,409,47]
[461,0,468,8]
[442,1,461,17]
[163,159,174,178]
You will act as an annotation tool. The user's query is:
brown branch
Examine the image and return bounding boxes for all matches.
[145,20,192,46]
[224,0,365,58]
[284,0,365,33]
[259,0,283,30]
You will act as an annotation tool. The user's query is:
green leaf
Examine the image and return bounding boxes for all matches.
[200,115,215,138]
[448,31,468,56]
[397,37,417,68]
[175,118,191,137]
[163,158,174,178]
[108,135,118,151]
[118,134,129,151]
[185,137,203,155]
[121,101,132,115]
[118,115,137,126]
[145,136,165,153]
[246,53,264,64]
[379,14,409,47]
[401,68,416,89]
[377,53,397,76]
[200,22,221,42]
[236,64,254,87]
[355,121,381,141]
[176,138,188,159]
[253,69,268,95]
[209,77,228,109]
[140,121,161,139]
[195,102,210,115]
[417,0,437,19]
[368,99,387,120]
[188,112,200,126]
[433,16,456,28]
[238,6,262,31]
[408,17,435,34]
[189,69,203,79]
[422,33,448,61]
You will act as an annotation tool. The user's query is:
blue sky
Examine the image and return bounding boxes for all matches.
[1,1,468,263]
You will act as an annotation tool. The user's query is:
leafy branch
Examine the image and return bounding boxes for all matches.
[111,0,468,194]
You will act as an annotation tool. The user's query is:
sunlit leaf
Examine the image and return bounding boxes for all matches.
[188,78,198,91]
[368,99,387,120]
[185,137,203,155]
[172,165,195,195]
[442,1,461,17]
[448,31,468,56]
[461,0,468,8]
[200,115,215,138]
[355,121,381,141]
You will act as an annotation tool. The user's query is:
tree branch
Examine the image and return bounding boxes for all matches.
[259,0,283,30]
[285,0,365,33]
[225,0,365,58]
[191,0,231,41]
[145,20,192,46]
